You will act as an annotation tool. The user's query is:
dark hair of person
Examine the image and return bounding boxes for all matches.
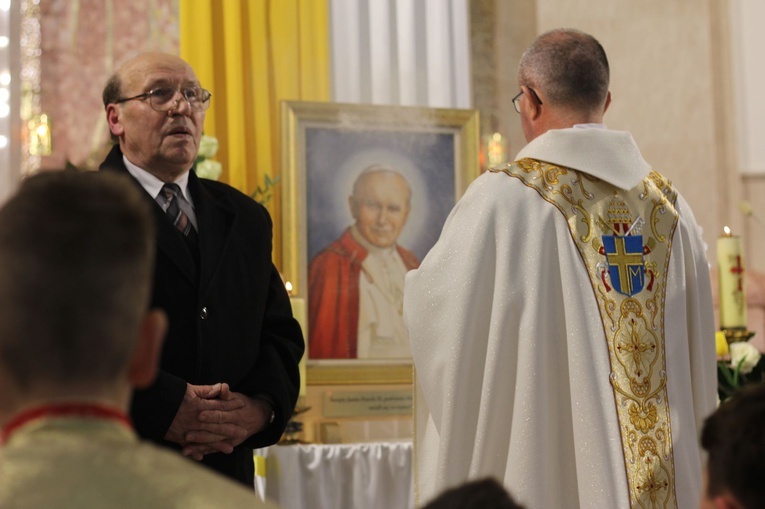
[421,478,525,509]
[701,383,765,508]
[102,73,122,143]
[0,170,155,389]
[102,73,122,109]
[518,28,610,113]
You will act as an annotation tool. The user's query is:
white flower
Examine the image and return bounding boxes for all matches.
[196,159,222,181]
[729,341,762,375]
[197,135,219,159]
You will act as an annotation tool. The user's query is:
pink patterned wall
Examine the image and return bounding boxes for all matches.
[39,0,178,170]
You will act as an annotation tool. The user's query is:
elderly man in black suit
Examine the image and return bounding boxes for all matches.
[99,51,304,487]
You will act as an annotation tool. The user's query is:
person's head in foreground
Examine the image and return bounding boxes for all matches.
[700,383,765,509]
[422,478,526,509]
[0,170,164,421]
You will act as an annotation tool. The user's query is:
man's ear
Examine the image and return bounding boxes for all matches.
[522,86,543,121]
[348,195,359,220]
[128,310,167,389]
[603,91,612,114]
[106,104,125,138]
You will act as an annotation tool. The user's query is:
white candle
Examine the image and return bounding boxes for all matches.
[290,296,308,397]
[717,227,747,328]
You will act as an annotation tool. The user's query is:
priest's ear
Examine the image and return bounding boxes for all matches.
[521,85,543,120]
[128,309,167,389]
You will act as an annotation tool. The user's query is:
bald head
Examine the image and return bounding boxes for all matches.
[518,29,610,116]
[102,52,197,109]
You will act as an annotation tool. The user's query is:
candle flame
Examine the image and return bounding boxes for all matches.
[285,281,293,293]
[723,226,731,236]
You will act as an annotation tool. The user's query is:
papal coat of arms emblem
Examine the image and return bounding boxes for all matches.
[602,234,644,296]
[597,196,657,298]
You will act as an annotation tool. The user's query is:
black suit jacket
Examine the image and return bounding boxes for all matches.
[100,145,304,485]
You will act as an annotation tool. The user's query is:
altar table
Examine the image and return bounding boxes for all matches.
[255,441,414,509]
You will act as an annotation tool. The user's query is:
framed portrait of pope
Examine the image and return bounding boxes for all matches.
[280,101,479,385]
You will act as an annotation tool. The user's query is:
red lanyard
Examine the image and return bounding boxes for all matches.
[1,403,132,444]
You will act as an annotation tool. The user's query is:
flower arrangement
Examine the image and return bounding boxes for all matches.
[195,134,223,181]
[716,332,765,402]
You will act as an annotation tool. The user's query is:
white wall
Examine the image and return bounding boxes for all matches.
[730,0,765,175]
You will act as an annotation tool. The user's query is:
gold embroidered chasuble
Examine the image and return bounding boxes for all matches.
[491,158,680,509]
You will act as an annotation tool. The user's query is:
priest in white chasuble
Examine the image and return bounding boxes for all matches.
[405,28,716,509]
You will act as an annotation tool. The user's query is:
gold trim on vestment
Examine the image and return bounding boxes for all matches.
[491,159,680,509]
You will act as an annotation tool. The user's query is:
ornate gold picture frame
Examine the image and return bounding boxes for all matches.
[281,100,479,385]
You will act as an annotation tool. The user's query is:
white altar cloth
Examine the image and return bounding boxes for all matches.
[256,441,413,509]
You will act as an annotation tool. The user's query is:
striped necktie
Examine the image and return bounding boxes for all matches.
[161,183,196,239]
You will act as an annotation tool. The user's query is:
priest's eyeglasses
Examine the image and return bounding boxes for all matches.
[115,86,212,113]
[512,87,543,113]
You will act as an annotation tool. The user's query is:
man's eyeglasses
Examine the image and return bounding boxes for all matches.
[115,86,212,113]
[512,87,543,113]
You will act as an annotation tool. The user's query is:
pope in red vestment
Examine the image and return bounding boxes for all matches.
[309,228,420,358]
[308,166,420,359]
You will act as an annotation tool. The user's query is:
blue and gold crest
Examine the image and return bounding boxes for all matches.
[602,235,645,296]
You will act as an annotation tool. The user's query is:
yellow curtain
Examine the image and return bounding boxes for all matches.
[179,0,330,267]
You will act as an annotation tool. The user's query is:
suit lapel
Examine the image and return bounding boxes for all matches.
[100,145,198,285]
[188,172,237,297]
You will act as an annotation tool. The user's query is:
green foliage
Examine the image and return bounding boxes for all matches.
[251,174,281,206]
[718,355,765,402]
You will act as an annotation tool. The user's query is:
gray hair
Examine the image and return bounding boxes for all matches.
[518,28,610,113]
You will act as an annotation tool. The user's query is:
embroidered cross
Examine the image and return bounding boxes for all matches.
[609,237,644,295]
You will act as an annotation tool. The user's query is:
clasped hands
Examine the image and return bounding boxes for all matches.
[164,382,273,461]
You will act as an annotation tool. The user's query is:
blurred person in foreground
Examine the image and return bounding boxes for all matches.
[421,478,525,509]
[405,28,716,508]
[100,52,304,486]
[700,383,765,509]
[0,171,276,508]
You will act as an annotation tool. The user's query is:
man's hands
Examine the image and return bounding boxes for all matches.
[164,383,273,461]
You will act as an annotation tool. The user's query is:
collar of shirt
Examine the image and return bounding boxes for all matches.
[573,123,606,129]
[515,127,650,190]
[122,155,195,207]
